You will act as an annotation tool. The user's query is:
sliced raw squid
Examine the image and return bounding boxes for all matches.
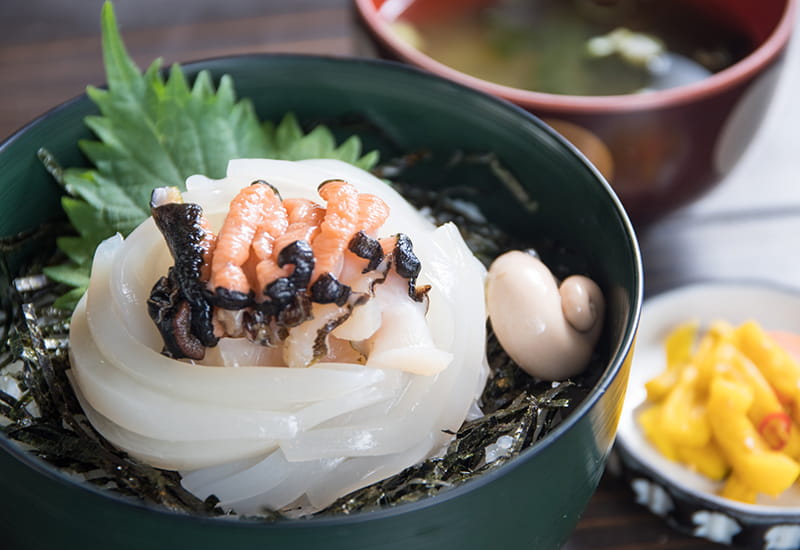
[68,158,488,516]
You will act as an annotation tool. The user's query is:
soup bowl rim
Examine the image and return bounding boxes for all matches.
[354,0,799,115]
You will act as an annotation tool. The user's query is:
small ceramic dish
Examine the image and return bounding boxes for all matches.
[616,282,800,548]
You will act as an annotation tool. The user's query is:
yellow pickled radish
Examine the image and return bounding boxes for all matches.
[707,375,800,497]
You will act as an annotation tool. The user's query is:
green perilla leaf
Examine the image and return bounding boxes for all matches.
[47,1,378,308]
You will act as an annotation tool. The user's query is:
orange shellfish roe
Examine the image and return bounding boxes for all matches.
[639,320,800,503]
[210,179,390,299]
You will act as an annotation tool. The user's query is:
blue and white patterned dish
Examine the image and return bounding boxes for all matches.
[615,282,800,549]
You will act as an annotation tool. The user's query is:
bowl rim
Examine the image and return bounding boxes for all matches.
[354,0,799,115]
[617,279,800,521]
[0,52,643,528]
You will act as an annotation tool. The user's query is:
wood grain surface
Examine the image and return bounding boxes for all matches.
[3,1,799,547]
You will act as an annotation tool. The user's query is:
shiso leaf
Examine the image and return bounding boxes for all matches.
[45,1,378,308]
[52,287,89,311]
[40,264,90,290]
[263,113,380,170]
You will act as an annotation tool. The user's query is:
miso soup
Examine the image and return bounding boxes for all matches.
[388,0,753,96]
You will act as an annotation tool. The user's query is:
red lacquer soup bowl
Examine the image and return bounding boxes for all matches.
[355,0,798,225]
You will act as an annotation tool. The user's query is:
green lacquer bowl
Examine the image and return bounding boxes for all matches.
[0,55,642,550]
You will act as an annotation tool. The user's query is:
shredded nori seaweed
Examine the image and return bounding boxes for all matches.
[318,353,574,516]
[0,152,602,519]
[0,250,221,516]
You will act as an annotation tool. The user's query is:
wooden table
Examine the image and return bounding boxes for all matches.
[3,1,799,548]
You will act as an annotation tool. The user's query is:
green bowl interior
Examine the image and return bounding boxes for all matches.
[0,55,642,550]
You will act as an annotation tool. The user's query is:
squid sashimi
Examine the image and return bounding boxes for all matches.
[68,158,488,516]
